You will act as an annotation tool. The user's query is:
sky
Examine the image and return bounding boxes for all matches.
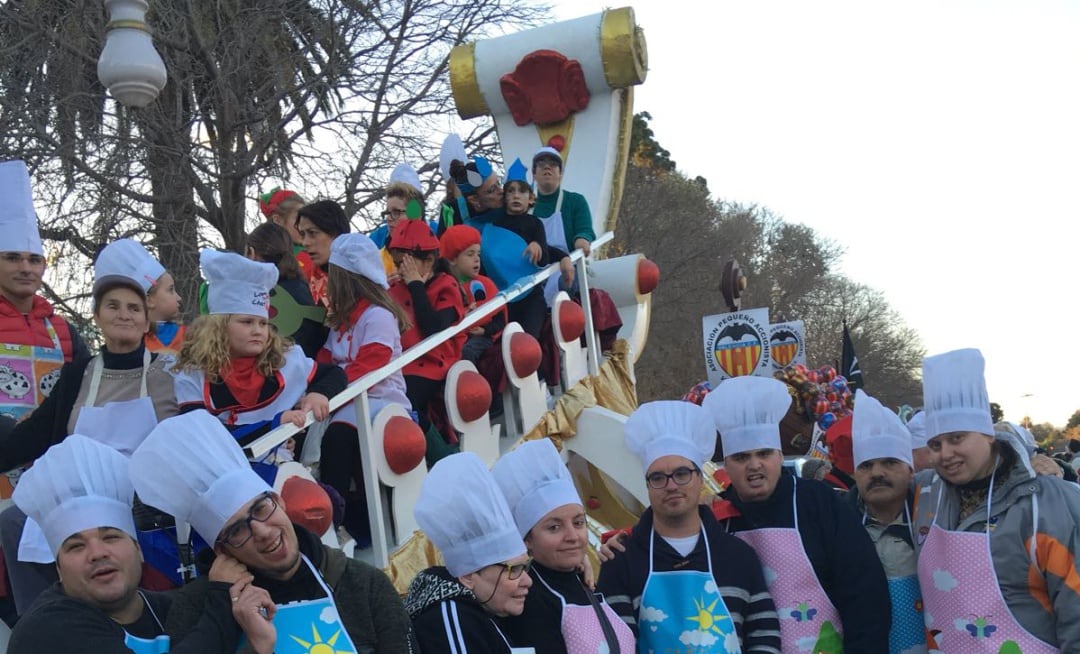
[544,0,1080,426]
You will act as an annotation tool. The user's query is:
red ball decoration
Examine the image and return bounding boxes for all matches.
[637,258,660,295]
[547,135,566,152]
[280,477,333,536]
[384,416,426,474]
[456,371,493,422]
[510,332,542,378]
[558,300,586,341]
[586,496,602,510]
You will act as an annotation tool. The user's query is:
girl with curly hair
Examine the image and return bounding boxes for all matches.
[174,250,345,480]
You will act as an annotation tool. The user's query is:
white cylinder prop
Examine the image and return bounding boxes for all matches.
[98,0,167,107]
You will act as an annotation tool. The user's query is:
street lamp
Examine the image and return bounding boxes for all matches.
[97,0,167,107]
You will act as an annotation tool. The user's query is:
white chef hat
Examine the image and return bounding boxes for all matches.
[703,376,790,457]
[201,249,278,318]
[0,160,43,256]
[492,439,581,537]
[328,233,388,289]
[389,163,423,194]
[852,390,913,469]
[906,411,928,449]
[922,348,994,440]
[414,452,525,577]
[625,400,716,472]
[129,411,272,545]
[94,239,165,295]
[13,434,135,555]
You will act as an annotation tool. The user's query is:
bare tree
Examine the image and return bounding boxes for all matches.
[0,0,545,326]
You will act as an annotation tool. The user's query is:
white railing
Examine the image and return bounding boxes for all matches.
[244,230,614,460]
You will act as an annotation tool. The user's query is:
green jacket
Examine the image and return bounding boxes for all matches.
[533,187,596,248]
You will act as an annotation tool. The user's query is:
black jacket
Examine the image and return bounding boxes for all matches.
[10,581,239,654]
[405,566,520,653]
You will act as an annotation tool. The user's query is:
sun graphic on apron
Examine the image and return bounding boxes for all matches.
[290,623,352,654]
[686,595,730,634]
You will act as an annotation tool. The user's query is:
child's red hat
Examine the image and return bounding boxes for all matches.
[439,225,481,260]
[390,219,439,252]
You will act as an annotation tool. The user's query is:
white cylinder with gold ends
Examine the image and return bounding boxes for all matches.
[97,0,167,107]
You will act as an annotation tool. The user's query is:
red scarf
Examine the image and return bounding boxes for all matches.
[222,357,263,408]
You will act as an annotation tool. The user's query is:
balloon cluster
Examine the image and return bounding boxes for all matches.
[774,364,854,429]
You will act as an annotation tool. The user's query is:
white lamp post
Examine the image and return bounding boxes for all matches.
[97,0,167,107]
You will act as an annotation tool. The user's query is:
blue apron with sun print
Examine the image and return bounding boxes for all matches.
[242,554,359,654]
[637,529,740,654]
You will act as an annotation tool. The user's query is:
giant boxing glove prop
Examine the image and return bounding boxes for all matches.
[449,7,647,238]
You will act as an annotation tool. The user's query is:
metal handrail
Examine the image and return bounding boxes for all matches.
[244,231,614,460]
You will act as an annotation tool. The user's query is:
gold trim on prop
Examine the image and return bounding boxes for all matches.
[600,7,648,88]
[108,19,150,32]
[604,86,635,236]
[449,43,488,119]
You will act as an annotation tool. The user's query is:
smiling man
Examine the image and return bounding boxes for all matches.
[9,434,273,654]
[912,348,1080,652]
[596,400,780,653]
[703,376,890,654]
[130,410,417,654]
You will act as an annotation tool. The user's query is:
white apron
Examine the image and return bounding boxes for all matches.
[19,351,158,563]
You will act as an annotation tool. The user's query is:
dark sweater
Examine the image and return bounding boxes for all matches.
[166,524,417,654]
[596,505,781,653]
[10,581,240,654]
[720,473,891,654]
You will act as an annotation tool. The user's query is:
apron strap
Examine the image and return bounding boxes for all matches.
[138,590,166,631]
[85,349,152,406]
[584,582,622,654]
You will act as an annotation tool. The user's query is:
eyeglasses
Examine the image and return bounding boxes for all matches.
[533,159,560,171]
[217,492,278,548]
[645,466,700,489]
[496,557,533,581]
[382,208,407,220]
[1,253,45,266]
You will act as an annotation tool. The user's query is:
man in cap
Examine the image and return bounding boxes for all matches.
[9,434,276,654]
[703,376,890,653]
[596,400,781,652]
[0,160,89,427]
[905,410,933,472]
[531,147,596,258]
[849,390,926,654]
[130,411,417,653]
[912,348,1080,652]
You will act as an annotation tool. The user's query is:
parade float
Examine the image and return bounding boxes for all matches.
[235,7,661,587]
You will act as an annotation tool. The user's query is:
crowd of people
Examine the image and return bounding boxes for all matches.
[2,144,1079,654]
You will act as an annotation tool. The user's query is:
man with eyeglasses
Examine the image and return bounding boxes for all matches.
[596,401,781,652]
[371,164,428,280]
[130,411,418,654]
[703,376,890,654]
[0,161,89,429]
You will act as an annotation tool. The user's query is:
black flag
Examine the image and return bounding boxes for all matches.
[842,323,864,390]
